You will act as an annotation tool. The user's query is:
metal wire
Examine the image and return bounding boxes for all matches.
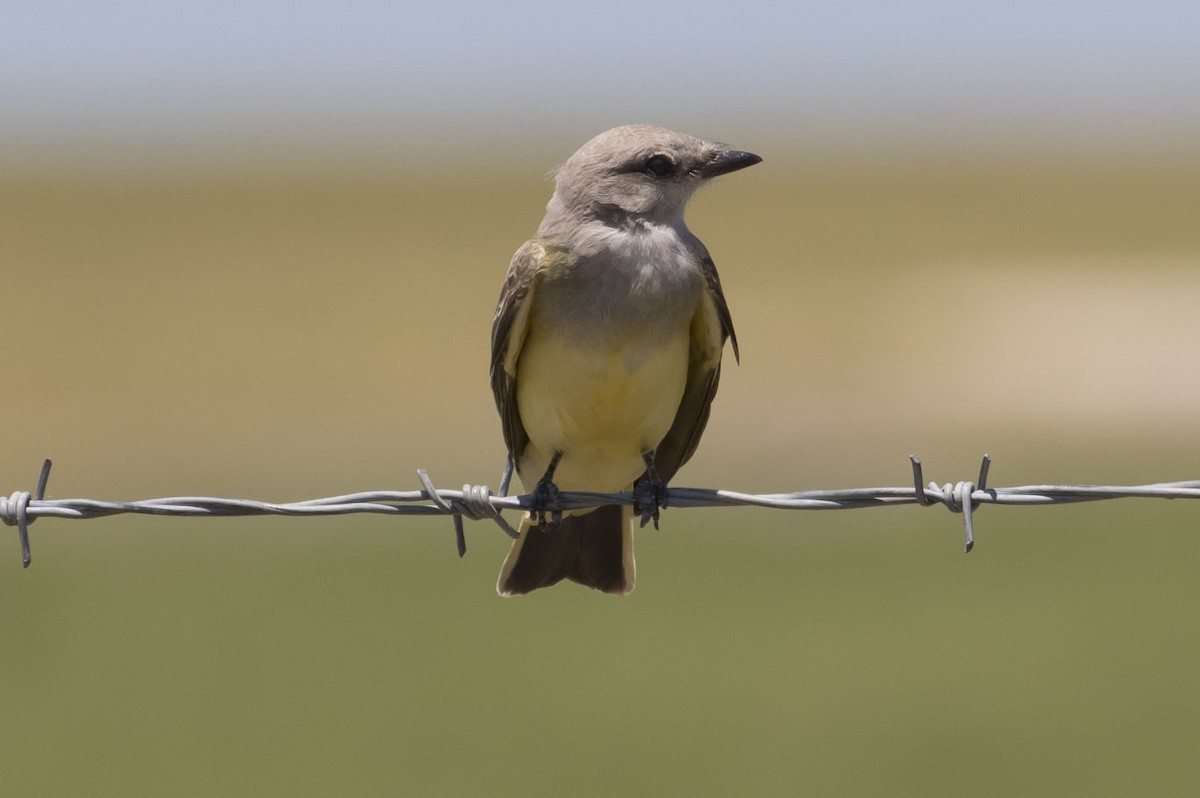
[3,455,1199,568]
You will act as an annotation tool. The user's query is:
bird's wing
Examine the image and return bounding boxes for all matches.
[652,253,738,484]
[490,239,545,463]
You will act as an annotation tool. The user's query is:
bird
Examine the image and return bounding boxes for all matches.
[489,124,760,596]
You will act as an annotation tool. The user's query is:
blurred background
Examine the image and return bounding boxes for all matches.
[2,1,1198,795]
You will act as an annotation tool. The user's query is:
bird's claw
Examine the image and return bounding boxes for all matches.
[531,477,563,529]
[527,450,564,529]
[633,473,668,530]
[634,449,668,529]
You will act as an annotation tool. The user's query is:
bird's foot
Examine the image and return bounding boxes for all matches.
[633,450,668,529]
[531,477,563,528]
[530,451,564,528]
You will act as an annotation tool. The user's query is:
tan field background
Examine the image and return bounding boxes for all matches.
[2,141,1199,794]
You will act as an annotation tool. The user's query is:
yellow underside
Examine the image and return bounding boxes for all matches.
[514,326,690,492]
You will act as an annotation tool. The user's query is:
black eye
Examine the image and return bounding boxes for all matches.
[644,154,674,177]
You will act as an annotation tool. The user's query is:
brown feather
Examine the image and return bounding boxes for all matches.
[650,253,737,485]
[489,240,544,463]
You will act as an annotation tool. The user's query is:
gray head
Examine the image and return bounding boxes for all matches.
[539,124,761,233]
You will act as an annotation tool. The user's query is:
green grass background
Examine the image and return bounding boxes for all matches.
[2,145,1198,795]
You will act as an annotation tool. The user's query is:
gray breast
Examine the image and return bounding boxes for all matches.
[535,231,704,344]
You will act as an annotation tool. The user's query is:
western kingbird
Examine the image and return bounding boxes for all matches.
[490,124,760,596]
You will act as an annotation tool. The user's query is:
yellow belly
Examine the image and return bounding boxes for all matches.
[515,326,690,491]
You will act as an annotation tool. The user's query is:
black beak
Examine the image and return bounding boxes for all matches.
[698,148,762,179]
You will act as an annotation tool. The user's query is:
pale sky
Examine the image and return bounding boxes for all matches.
[4,0,1198,161]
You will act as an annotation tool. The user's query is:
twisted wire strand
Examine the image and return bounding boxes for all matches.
[3,456,1199,567]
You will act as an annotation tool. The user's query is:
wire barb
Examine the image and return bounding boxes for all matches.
[978,453,992,491]
[930,480,978,553]
[909,455,934,506]
[416,468,521,558]
[1,458,52,567]
[415,469,466,557]
[499,454,514,498]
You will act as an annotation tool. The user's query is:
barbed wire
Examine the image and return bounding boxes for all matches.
[3,455,1198,569]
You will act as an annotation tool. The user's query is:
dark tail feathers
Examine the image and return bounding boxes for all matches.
[497,505,634,596]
